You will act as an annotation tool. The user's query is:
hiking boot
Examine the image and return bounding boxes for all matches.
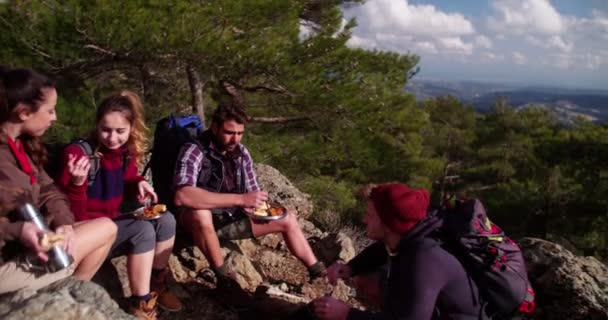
[215,270,242,293]
[128,292,158,320]
[308,261,327,281]
[151,267,183,312]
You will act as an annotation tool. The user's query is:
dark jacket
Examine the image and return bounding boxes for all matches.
[0,134,74,263]
[347,214,483,320]
[194,130,246,194]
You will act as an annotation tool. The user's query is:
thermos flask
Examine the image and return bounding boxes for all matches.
[19,203,74,272]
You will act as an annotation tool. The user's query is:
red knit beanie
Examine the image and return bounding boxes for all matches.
[370,183,430,234]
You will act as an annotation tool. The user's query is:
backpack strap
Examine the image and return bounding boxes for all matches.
[122,152,131,174]
[70,139,100,187]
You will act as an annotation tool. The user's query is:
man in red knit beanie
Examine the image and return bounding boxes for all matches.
[311,183,482,320]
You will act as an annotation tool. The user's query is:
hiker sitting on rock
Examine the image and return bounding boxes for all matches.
[0,66,117,295]
[312,183,482,320]
[55,91,181,319]
[173,103,325,289]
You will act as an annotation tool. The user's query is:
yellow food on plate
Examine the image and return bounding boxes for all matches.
[254,202,270,216]
[40,233,66,251]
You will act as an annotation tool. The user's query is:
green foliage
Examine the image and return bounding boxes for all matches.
[2,0,607,258]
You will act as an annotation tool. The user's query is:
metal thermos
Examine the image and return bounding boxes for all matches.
[19,203,74,272]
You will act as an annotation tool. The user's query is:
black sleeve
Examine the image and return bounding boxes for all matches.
[347,241,387,276]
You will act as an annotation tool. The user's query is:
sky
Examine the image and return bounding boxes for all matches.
[341,0,608,90]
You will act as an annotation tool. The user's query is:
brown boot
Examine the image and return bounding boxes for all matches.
[151,267,183,312]
[129,292,158,320]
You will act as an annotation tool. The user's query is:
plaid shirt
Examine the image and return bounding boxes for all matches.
[173,141,260,193]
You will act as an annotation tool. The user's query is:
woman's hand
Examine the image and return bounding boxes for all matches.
[312,296,350,320]
[54,224,75,256]
[18,222,49,262]
[137,180,158,204]
[326,262,353,285]
[67,154,91,186]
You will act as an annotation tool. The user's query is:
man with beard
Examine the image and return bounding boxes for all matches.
[173,103,324,289]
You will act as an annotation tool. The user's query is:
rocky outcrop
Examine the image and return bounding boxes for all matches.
[7,163,608,320]
[520,237,608,320]
[0,277,134,320]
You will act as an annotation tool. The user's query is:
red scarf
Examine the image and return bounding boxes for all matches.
[7,137,36,184]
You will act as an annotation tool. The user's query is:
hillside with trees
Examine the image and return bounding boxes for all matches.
[1,0,606,258]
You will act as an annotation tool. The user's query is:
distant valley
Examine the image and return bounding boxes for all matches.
[406,79,608,124]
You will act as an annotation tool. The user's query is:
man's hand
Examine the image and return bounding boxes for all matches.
[241,191,268,209]
[312,296,350,320]
[326,262,352,285]
[19,222,49,262]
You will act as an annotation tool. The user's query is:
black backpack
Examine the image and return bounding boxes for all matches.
[45,139,129,186]
[144,114,204,210]
[432,198,535,318]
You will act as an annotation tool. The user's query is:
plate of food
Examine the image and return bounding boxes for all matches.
[248,201,287,221]
[120,204,168,220]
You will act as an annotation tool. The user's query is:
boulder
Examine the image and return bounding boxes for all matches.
[520,237,608,320]
[310,232,356,265]
[224,251,263,292]
[0,277,133,320]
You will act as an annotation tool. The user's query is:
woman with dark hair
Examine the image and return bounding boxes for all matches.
[56,90,181,320]
[0,66,117,294]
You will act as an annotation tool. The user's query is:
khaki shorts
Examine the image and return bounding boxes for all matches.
[0,256,74,295]
[177,207,254,241]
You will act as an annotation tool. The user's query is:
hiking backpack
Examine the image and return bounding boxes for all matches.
[433,198,535,318]
[144,114,204,210]
[45,139,130,187]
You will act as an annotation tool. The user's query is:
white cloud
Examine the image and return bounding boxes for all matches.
[488,0,564,35]
[342,0,608,88]
[547,35,573,53]
[474,35,493,49]
[342,0,475,56]
[437,37,473,55]
[480,51,504,63]
[512,51,527,65]
[414,41,438,54]
[525,35,572,53]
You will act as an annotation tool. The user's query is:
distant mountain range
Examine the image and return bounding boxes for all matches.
[406,79,608,124]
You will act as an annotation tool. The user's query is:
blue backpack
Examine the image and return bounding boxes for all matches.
[144,114,204,210]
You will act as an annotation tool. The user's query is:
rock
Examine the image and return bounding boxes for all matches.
[521,237,608,320]
[310,232,356,265]
[299,218,324,238]
[235,238,259,258]
[257,250,285,268]
[0,277,134,320]
[225,251,263,292]
[279,283,289,292]
[331,280,353,301]
[259,233,283,250]
[255,163,313,219]
[177,246,209,274]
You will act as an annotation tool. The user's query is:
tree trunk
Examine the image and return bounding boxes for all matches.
[186,64,205,123]
[220,80,244,108]
[140,64,153,103]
